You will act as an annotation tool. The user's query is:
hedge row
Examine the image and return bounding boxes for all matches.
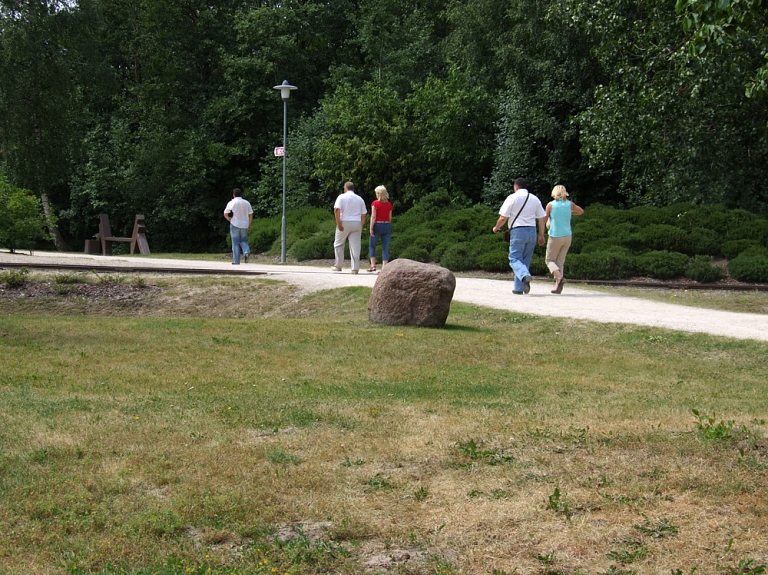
[244,195,768,282]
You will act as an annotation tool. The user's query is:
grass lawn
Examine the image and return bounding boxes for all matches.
[1,272,767,575]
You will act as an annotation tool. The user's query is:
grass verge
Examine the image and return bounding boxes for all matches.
[1,275,767,575]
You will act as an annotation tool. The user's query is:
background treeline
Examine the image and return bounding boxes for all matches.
[1,0,767,253]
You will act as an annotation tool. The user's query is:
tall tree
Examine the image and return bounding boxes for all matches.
[0,0,80,249]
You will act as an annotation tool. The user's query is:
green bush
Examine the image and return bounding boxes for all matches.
[289,233,335,261]
[389,230,440,261]
[0,181,49,252]
[635,250,689,280]
[630,224,693,254]
[722,239,762,260]
[477,249,510,273]
[566,249,636,280]
[685,255,724,283]
[249,219,281,253]
[0,267,30,287]
[529,255,549,277]
[397,246,430,262]
[440,242,478,271]
[686,229,721,256]
[728,255,768,283]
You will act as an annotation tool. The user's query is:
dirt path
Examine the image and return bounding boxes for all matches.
[2,251,767,342]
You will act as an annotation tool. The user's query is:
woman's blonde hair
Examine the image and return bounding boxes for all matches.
[551,185,569,200]
[375,185,389,202]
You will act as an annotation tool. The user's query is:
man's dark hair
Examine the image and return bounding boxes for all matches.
[514,177,528,189]
[233,188,243,197]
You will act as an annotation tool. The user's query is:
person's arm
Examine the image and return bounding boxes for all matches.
[248,213,253,229]
[544,202,552,229]
[224,212,232,222]
[361,211,367,227]
[334,207,343,231]
[369,205,377,235]
[492,215,509,234]
[537,217,547,246]
[571,203,584,216]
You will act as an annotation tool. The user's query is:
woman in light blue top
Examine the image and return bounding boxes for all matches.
[544,185,584,294]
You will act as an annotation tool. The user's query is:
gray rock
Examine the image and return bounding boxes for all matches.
[368,259,455,327]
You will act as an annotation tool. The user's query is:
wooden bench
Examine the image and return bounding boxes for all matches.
[97,214,151,255]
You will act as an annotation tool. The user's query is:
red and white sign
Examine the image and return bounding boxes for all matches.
[273,147,285,157]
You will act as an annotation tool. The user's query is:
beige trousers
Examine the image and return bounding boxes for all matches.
[545,235,572,275]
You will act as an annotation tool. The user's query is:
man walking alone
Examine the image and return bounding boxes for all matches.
[224,188,253,265]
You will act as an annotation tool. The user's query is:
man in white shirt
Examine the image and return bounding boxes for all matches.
[332,181,367,274]
[492,177,547,294]
[224,188,253,265]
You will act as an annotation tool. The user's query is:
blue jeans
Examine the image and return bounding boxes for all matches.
[369,222,392,260]
[230,224,250,264]
[508,226,536,292]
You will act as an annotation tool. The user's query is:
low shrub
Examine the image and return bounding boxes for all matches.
[687,229,721,256]
[722,239,762,260]
[289,233,335,261]
[440,242,478,271]
[685,255,724,283]
[397,246,430,262]
[566,249,636,280]
[635,250,689,280]
[630,225,693,254]
[529,256,549,277]
[0,267,30,287]
[477,249,510,273]
[728,255,768,283]
[249,219,281,253]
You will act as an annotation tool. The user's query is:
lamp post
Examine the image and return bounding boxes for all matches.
[273,80,298,263]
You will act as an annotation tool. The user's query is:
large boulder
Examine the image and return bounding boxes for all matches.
[368,259,455,327]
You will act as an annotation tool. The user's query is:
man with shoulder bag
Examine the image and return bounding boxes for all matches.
[492,177,547,295]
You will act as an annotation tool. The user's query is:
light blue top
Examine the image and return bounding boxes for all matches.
[549,200,572,237]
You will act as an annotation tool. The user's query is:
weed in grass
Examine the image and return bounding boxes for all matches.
[633,515,679,538]
[536,551,556,564]
[31,447,48,463]
[53,272,86,284]
[0,266,29,287]
[266,447,302,465]
[725,559,767,575]
[413,485,428,501]
[598,567,636,575]
[547,487,571,518]
[693,408,735,441]
[454,438,514,466]
[365,473,395,491]
[341,457,365,467]
[607,540,648,564]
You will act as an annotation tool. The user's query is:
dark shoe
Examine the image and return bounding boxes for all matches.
[522,275,532,294]
[244,253,249,263]
[551,277,565,294]
[512,290,524,295]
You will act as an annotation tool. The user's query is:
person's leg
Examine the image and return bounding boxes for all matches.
[346,221,363,272]
[239,227,251,261]
[508,227,535,292]
[546,237,564,283]
[555,236,571,276]
[380,223,391,265]
[333,226,351,269]
[368,226,379,270]
[230,224,241,264]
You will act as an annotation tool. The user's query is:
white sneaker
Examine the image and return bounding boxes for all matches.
[351,270,358,274]
[331,266,342,272]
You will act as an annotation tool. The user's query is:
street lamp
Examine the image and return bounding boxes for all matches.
[273,80,298,263]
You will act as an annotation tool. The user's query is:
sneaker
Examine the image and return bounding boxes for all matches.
[244,253,249,263]
[522,275,532,294]
[331,266,342,272]
[351,270,359,274]
[512,290,524,295]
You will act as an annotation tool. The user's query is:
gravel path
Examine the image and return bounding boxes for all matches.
[2,251,767,342]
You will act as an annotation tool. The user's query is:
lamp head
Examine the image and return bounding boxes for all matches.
[273,80,298,101]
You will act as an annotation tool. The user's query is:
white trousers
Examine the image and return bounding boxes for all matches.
[334,220,363,271]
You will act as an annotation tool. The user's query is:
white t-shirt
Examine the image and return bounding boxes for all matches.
[499,189,546,228]
[333,191,367,221]
[224,197,253,229]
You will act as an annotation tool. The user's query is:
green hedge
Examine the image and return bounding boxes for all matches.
[728,255,768,283]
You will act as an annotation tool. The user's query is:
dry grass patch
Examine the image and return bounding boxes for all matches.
[0,276,767,575]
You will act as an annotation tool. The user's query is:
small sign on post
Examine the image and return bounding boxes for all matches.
[274,147,285,157]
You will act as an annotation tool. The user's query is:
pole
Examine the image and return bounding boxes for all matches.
[281,98,287,263]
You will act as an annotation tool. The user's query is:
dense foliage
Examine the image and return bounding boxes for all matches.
[0,177,49,252]
[1,0,767,252]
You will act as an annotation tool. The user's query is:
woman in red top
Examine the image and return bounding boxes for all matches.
[368,185,393,272]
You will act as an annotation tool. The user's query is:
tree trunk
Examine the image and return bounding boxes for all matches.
[39,191,69,252]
